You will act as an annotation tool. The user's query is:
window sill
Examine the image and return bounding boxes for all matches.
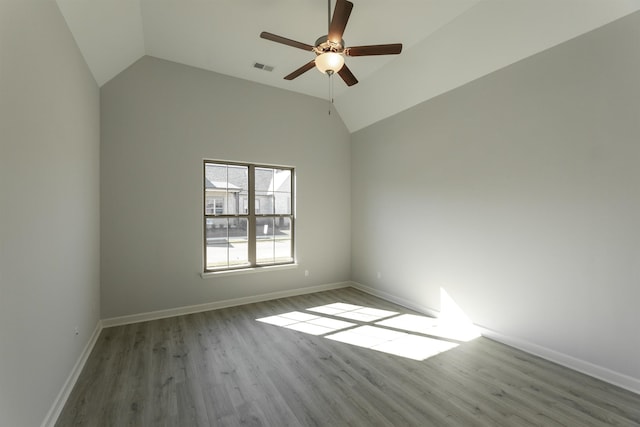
[200,263,298,279]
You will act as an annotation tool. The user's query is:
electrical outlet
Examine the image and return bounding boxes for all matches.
[304,270,309,277]
[376,272,382,279]
[74,327,79,336]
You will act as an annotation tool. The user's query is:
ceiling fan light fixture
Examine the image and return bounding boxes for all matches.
[260,0,401,87]
[315,52,344,75]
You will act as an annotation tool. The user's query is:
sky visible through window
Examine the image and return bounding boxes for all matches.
[256,302,480,361]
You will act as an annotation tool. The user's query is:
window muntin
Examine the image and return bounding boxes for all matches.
[204,160,294,271]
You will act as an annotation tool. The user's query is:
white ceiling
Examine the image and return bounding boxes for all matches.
[56,0,640,132]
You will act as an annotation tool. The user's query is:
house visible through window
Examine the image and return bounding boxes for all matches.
[204,160,294,271]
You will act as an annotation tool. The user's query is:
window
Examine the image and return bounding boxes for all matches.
[204,160,294,271]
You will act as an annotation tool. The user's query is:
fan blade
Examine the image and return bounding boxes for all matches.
[328,0,353,43]
[337,64,358,86]
[284,60,317,80]
[260,32,314,51]
[346,44,403,56]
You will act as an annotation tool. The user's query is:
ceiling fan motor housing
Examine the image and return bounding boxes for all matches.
[313,35,345,55]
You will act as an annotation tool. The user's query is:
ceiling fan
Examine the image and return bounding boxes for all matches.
[260,0,402,87]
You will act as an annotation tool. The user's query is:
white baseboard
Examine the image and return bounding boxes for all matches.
[349,281,440,318]
[102,281,350,328]
[41,320,103,427]
[350,281,640,396]
[479,326,640,395]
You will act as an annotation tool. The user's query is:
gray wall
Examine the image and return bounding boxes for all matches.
[0,1,101,426]
[352,12,640,384]
[100,56,351,318]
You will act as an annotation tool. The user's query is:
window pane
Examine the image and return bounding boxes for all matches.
[255,168,273,215]
[205,163,248,215]
[274,169,291,195]
[225,193,238,215]
[255,168,274,192]
[240,191,249,214]
[255,167,290,215]
[274,169,291,214]
[228,165,248,191]
[228,218,248,266]
[256,217,292,265]
[255,193,274,214]
[227,165,248,215]
[205,163,227,184]
[205,197,215,215]
[274,192,291,215]
[256,218,275,264]
[205,218,248,269]
[274,217,292,262]
[205,218,228,268]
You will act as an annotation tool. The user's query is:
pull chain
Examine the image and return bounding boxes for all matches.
[327,0,334,116]
[328,72,334,115]
[329,74,333,115]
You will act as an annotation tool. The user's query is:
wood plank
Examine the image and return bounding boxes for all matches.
[55,288,640,426]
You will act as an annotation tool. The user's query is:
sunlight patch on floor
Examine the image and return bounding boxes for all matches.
[326,325,458,361]
[255,300,481,361]
[307,303,398,322]
[256,311,356,336]
[376,313,480,342]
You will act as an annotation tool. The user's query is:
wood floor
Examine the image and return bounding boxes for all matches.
[56,288,640,426]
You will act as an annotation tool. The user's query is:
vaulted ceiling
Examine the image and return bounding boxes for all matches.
[56,0,640,132]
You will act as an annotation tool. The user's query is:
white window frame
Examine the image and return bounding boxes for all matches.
[203,160,295,272]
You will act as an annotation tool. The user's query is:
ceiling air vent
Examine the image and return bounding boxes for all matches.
[254,62,274,72]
